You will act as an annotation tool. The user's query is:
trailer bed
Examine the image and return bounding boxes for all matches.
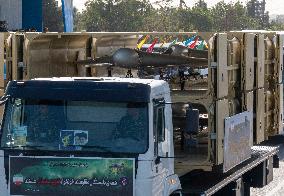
[180,136,283,195]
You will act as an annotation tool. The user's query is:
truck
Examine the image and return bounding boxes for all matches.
[0,31,283,195]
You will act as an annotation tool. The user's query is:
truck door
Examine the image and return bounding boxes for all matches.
[153,101,168,171]
[152,100,169,193]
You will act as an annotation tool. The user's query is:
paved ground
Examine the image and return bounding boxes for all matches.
[251,144,284,196]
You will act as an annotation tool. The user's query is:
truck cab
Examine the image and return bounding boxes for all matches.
[0,77,181,196]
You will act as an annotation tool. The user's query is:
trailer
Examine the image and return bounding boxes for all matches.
[180,140,281,195]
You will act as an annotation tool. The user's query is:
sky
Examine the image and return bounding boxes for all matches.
[69,0,283,15]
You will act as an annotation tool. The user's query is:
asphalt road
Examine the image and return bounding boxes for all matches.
[251,143,284,196]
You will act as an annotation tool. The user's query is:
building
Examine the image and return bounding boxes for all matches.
[0,0,22,30]
[0,0,43,31]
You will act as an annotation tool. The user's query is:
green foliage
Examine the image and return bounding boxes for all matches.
[142,7,180,31]
[269,21,284,31]
[246,0,269,28]
[189,6,212,31]
[74,0,273,32]
[78,0,153,31]
[211,1,260,31]
[73,8,82,31]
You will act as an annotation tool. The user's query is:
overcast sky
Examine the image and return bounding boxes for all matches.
[70,0,283,15]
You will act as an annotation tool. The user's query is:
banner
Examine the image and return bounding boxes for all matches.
[146,38,158,53]
[62,0,74,32]
[183,36,196,46]
[189,37,199,49]
[137,35,149,49]
[22,0,43,31]
[10,157,135,196]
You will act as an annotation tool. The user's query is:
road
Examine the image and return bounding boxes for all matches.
[251,143,284,196]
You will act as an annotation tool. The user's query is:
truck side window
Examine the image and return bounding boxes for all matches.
[154,105,165,143]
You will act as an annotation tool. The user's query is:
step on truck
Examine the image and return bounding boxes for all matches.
[0,31,283,195]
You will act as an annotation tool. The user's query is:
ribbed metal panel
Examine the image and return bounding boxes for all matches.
[0,0,22,30]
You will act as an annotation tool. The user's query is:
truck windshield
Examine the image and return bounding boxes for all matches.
[1,99,149,154]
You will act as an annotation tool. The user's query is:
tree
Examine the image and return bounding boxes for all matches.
[195,0,207,9]
[247,0,269,28]
[188,6,212,31]
[73,7,82,31]
[211,1,260,31]
[143,1,183,32]
[74,0,276,32]
[269,21,284,31]
[43,0,64,32]
[79,0,153,32]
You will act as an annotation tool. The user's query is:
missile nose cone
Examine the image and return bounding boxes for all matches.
[112,48,140,68]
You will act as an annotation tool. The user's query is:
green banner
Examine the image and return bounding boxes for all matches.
[9,156,134,196]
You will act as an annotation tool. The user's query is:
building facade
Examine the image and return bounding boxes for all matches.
[0,0,22,30]
[0,0,42,31]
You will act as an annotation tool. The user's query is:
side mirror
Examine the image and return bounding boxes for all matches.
[185,108,199,135]
[0,95,10,106]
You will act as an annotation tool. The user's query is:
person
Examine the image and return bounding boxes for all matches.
[74,132,88,145]
[30,27,37,32]
[28,101,61,143]
[115,103,146,141]
[43,27,49,33]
